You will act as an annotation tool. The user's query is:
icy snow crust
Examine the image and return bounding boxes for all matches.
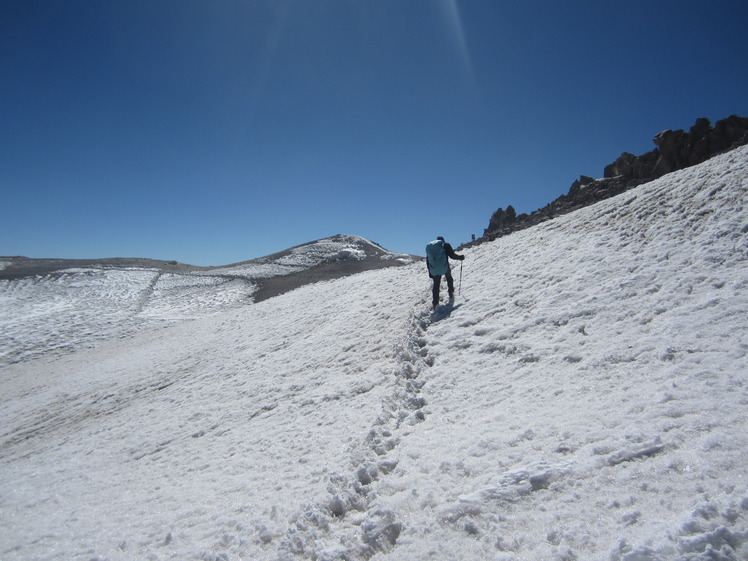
[1,147,747,560]
[0,270,255,365]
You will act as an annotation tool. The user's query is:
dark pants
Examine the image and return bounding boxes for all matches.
[431,270,455,306]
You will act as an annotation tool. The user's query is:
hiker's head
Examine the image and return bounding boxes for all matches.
[437,236,445,242]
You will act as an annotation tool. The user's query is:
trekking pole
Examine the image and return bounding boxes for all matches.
[459,259,463,295]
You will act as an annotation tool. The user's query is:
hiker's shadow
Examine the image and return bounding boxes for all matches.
[431,302,462,322]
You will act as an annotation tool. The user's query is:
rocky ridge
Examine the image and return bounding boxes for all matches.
[475,114,748,246]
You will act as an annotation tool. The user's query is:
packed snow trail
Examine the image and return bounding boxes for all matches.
[1,146,747,561]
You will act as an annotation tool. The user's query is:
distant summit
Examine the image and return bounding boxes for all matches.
[475,114,748,246]
[208,235,417,302]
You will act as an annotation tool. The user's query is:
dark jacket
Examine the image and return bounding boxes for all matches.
[444,242,462,261]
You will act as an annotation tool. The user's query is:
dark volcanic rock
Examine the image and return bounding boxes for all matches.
[486,205,517,234]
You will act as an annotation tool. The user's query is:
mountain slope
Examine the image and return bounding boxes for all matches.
[0,235,416,365]
[0,147,747,560]
[0,234,415,282]
[383,145,748,560]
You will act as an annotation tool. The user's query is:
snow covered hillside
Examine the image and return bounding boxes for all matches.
[1,146,747,561]
[0,235,415,366]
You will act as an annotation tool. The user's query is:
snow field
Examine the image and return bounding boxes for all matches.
[1,146,747,560]
[0,265,431,560]
[0,268,255,365]
[0,235,413,367]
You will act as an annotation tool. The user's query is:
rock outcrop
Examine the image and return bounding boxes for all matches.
[474,115,748,245]
[605,115,748,179]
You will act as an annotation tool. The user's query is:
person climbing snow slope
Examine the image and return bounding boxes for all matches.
[425,236,464,308]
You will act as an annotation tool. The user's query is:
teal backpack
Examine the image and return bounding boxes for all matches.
[426,239,448,276]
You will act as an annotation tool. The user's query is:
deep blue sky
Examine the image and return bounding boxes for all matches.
[2,1,747,265]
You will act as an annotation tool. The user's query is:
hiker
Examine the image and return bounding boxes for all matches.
[425,236,464,308]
